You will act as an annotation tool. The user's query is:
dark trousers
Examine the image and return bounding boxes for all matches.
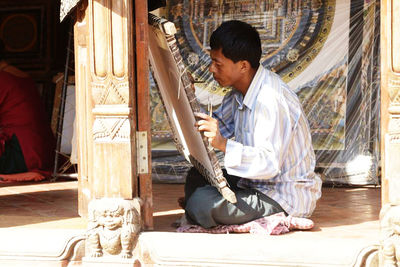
[0,134,27,174]
[184,167,285,228]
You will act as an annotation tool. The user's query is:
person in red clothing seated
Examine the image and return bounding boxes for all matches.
[0,47,55,177]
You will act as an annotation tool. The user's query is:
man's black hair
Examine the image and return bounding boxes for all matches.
[210,20,261,68]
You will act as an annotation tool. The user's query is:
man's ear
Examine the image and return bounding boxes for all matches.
[239,60,251,73]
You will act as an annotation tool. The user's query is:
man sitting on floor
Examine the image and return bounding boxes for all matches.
[184,20,322,228]
[0,43,55,177]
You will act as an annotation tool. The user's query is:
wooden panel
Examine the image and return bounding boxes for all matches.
[393,0,400,72]
[74,0,92,216]
[111,0,126,78]
[135,0,153,229]
[0,0,52,71]
[381,0,389,205]
[92,0,108,77]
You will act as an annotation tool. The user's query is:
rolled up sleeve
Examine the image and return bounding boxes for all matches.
[224,139,244,168]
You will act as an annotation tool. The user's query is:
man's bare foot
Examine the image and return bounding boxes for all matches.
[287,216,314,230]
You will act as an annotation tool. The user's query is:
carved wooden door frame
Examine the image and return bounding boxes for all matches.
[71,0,400,264]
[379,0,400,266]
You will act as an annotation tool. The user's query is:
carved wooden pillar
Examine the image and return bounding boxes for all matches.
[73,0,152,259]
[380,0,400,266]
[88,0,137,199]
[74,0,153,229]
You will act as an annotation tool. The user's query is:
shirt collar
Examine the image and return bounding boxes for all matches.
[243,65,264,110]
[233,91,244,110]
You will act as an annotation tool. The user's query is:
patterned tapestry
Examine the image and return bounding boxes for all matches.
[150,0,380,184]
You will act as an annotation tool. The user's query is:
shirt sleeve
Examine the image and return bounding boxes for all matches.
[224,90,291,180]
[213,91,235,139]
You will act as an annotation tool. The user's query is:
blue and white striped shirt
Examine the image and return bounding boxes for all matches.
[214,65,322,218]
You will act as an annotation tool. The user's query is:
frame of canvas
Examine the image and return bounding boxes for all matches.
[148,14,237,202]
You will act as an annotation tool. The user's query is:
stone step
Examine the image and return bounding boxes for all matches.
[137,231,379,267]
[0,229,379,267]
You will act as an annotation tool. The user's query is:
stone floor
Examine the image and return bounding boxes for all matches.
[0,180,382,266]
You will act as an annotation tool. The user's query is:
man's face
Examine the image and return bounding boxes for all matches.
[209,48,242,88]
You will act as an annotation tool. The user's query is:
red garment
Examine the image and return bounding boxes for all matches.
[0,70,55,174]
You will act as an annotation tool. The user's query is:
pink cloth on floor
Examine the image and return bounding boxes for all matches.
[176,212,314,235]
[0,172,45,183]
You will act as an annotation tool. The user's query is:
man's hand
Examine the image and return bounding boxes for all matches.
[194,112,227,153]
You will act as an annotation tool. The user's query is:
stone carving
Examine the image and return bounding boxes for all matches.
[380,204,400,266]
[86,198,141,258]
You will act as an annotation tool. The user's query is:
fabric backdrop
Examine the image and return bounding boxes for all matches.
[150,0,380,185]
